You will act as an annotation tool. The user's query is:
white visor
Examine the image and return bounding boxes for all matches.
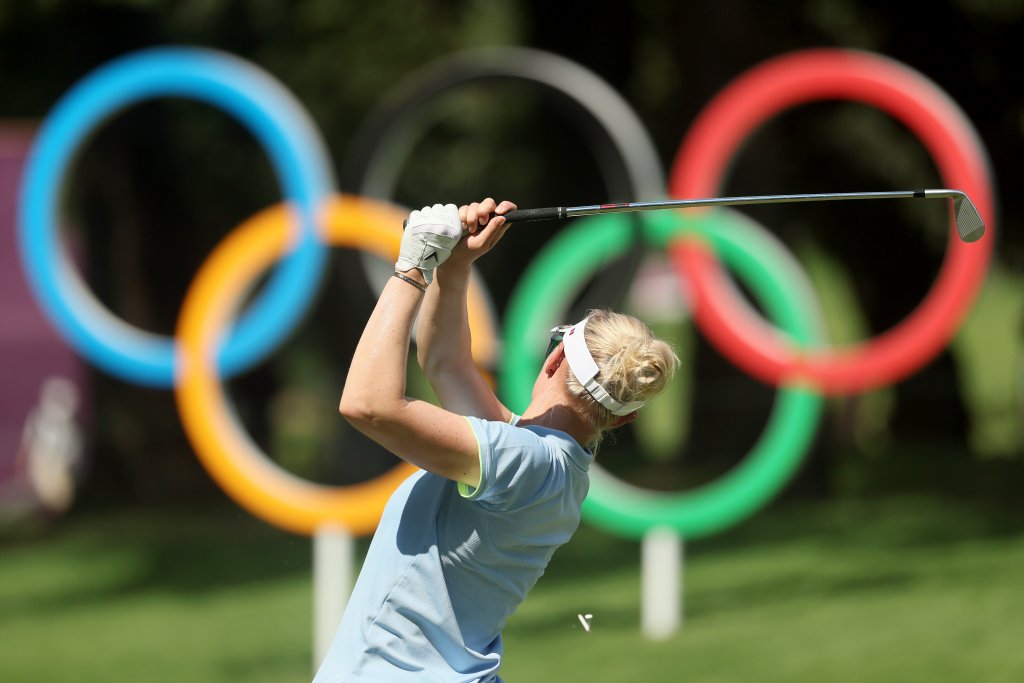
[561,316,646,416]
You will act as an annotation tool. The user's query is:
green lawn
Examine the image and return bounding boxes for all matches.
[1,496,1022,682]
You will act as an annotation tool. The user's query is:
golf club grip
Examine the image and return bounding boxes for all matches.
[500,206,563,224]
[401,205,564,229]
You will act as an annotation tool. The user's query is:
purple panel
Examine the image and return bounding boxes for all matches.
[0,125,87,489]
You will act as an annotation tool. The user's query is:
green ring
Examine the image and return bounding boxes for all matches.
[500,210,825,539]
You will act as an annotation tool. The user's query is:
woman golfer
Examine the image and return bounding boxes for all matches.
[313,198,678,682]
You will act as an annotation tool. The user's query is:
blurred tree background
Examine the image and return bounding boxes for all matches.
[0,0,1022,511]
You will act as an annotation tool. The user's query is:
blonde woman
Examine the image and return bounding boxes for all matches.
[314,198,679,682]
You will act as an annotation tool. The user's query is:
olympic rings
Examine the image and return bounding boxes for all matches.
[18,47,334,387]
[343,46,667,355]
[501,210,825,539]
[669,49,995,393]
[16,47,996,540]
[345,47,665,201]
[175,195,499,535]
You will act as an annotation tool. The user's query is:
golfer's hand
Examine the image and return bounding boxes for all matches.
[442,198,517,271]
[396,203,462,284]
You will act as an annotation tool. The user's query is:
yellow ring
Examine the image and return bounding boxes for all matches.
[174,195,497,535]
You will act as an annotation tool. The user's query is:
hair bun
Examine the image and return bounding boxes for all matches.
[564,309,681,448]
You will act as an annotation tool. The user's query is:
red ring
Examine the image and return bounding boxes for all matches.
[668,49,995,393]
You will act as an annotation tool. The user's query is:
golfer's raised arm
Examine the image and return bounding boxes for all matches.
[417,198,515,422]
[339,204,482,485]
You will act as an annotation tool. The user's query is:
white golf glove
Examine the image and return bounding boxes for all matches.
[396,203,462,284]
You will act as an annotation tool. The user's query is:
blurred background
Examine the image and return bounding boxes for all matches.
[1,1,1022,681]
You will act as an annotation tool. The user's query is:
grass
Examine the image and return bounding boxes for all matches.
[1,496,1022,682]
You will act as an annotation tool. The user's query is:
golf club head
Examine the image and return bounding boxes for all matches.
[952,193,985,243]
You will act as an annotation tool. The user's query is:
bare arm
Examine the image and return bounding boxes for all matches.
[417,198,516,422]
[339,252,481,486]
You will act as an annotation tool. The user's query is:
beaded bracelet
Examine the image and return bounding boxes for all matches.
[393,271,428,293]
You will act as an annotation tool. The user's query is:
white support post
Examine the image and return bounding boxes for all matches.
[313,525,355,671]
[641,527,683,640]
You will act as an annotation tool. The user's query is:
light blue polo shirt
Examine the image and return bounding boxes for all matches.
[312,416,593,683]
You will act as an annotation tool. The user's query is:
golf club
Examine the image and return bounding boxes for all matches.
[407,189,986,243]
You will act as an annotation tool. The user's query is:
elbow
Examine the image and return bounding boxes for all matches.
[419,354,442,380]
[339,390,406,430]
[417,346,444,379]
[419,347,461,381]
[339,392,374,427]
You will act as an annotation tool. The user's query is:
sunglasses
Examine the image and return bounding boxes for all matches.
[545,324,572,359]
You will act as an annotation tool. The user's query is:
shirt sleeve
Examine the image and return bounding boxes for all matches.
[459,415,563,511]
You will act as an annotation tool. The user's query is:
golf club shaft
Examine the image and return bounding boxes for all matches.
[500,189,955,224]
[399,188,984,242]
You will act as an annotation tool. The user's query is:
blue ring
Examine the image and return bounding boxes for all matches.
[17,47,334,387]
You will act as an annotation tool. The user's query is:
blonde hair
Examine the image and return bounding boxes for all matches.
[565,309,680,448]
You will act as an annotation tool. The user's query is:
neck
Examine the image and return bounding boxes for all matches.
[518,398,594,450]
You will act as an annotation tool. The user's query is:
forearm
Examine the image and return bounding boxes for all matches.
[340,273,424,419]
[417,264,474,375]
[338,267,483,484]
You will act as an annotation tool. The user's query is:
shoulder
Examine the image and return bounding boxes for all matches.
[465,414,541,447]
[464,416,586,467]
[461,416,590,508]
